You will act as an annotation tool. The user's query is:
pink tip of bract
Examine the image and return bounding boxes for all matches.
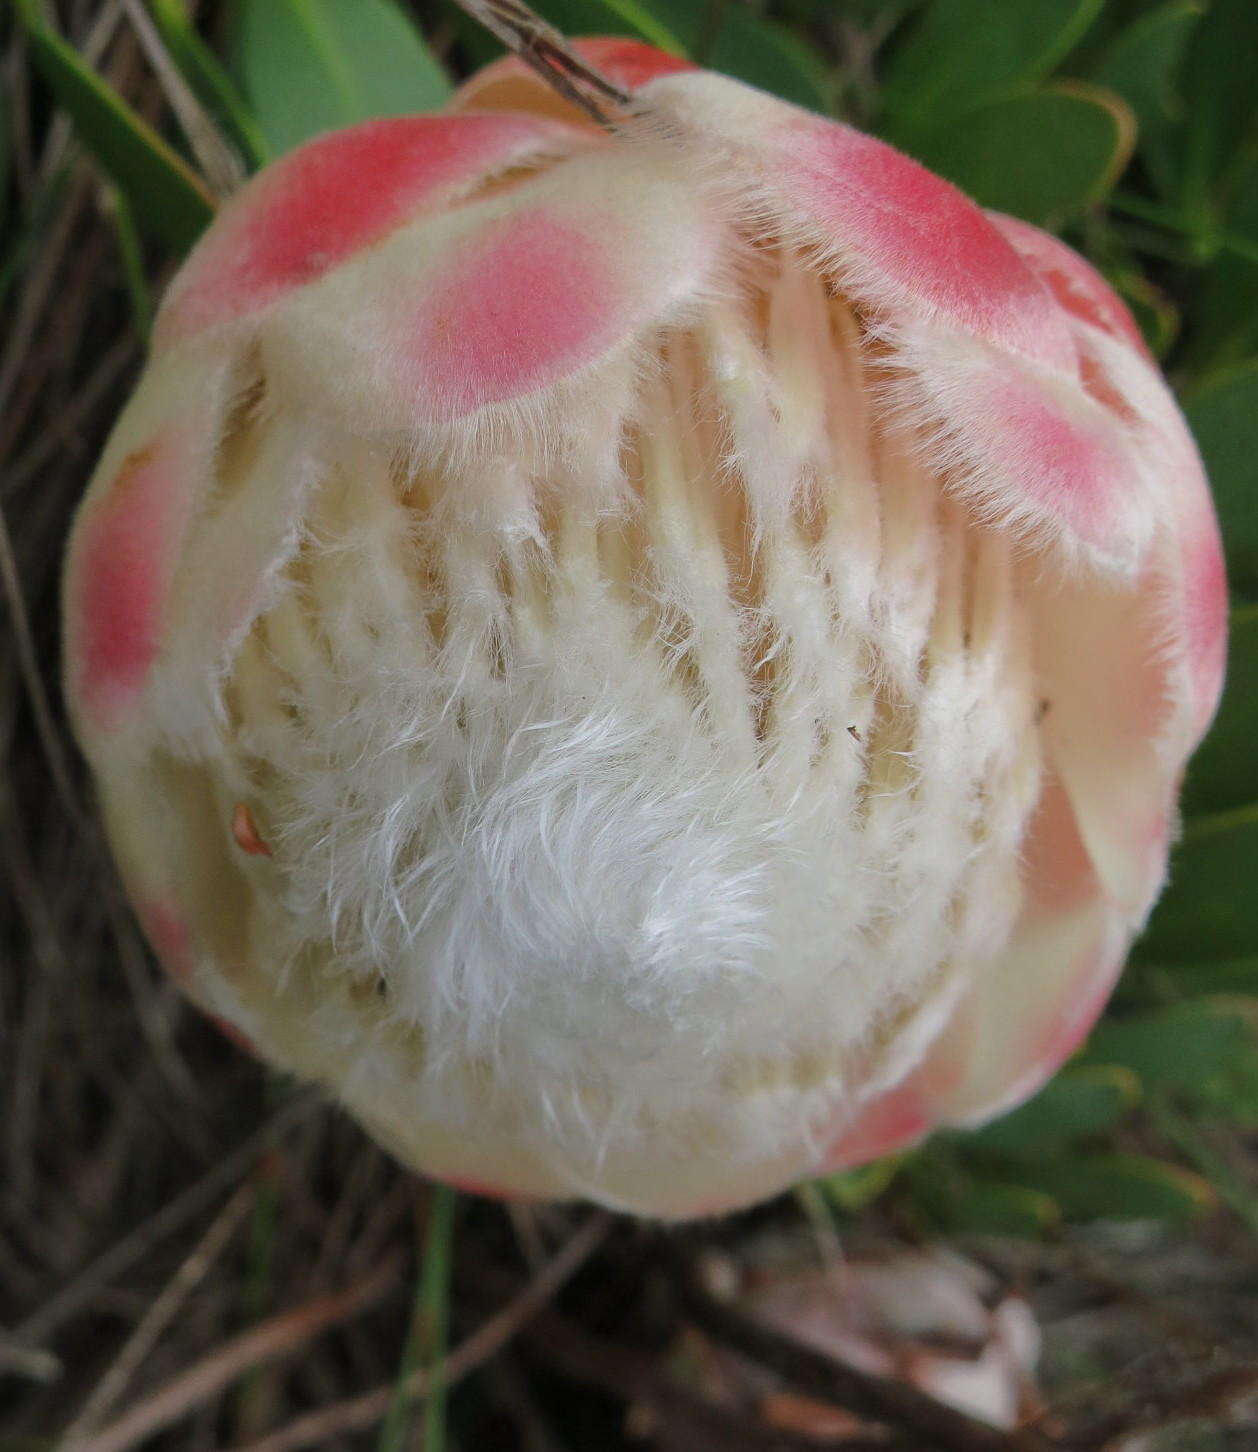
[68,438,184,733]
[135,898,194,983]
[435,1173,521,1201]
[784,118,1075,373]
[411,208,617,418]
[1182,522,1229,732]
[987,212,1148,355]
[157,114,581,344]
[825,1079,934,1171]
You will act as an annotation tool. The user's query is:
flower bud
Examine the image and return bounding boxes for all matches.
[63,40,1226,1216]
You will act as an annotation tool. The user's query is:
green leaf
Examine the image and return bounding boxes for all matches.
[1139,808,1258,964]
[1179,0,1258,226]
[881,0,1105,137]
[525,0,687,55]
[232,0,452,157]
[13,0,214,252]
[1177,168,1258,379]
[1090,0,1202,203]
[1151,956,1258,997]
[903,84,1135,226]
[966,1065,1139,1153]
[1182,610,1258,816]
[1185,365,1258,597]
[148,0,270,169]
[1014,1153,1216,1222]
[818,1156,902,1212]
[1083,1000,1250,1090]
[532,0,832,112]
[939,1180,1062,1236]
[699,8,832,113]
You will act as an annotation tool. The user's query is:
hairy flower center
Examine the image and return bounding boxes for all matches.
[162,241,1046,1185]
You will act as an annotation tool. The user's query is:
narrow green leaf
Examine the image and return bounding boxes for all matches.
[966,1065,1139,1153]
[1182,610,1258,815]
[233,0,452,157]
[1185,222,1258,385]
[14,0,213,252]
[102,187,153,342]
[1082,1000,1250,1090]
[1090,0,1203,203]
[379,1186,456,1452]
[881,0,1105,136]
[1151,1096,1258,1235]
[1185,364,1258,598]
[903,84,1135,227]
[939,1180,1062,1237]
[1139,807,1258,964]
[148,0,270,168]
[1014,1153,1216,1222]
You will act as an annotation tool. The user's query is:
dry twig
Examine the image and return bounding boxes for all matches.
[231,1211,611,1452]
[454,0,631,124]
[65,1251,402,1452]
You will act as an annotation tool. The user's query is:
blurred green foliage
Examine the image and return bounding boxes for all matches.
[9,0,1258,1235]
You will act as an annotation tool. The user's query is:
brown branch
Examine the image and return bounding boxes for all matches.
[453,0,631,126]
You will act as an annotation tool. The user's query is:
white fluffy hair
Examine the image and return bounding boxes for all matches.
[166,249,1042,1211]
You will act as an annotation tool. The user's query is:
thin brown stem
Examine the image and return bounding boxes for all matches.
[453,0,631,126]
[65,1252,403,1452]
[230,1211,611,1452]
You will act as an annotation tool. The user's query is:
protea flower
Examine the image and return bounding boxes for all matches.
[63,39,1226,1216]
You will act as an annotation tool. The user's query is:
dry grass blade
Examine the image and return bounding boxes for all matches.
[64,1251,403,1452]
[13,1090,321,1349]
[62,1181,257,1440]
[453,0,631,123]
[0,500,85,825]
[117,0,243,196]
[231,1211,612,1452]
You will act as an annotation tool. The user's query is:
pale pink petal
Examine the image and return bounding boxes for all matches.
[63,355,233,740]
[1179,514,1228,735]
[156,113,589,345]
[919,779,1131,1125]
[824,1077,936,1170]
[1024,331,1227,918]
[898,323,1153,562]
[260,145,721,431]
[642,72,1075,370]
[987,212,1149,355]
[640,72,1164,568]
[64,436,187,734]
[134,897,195,983]
[1030,567,1178,921]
